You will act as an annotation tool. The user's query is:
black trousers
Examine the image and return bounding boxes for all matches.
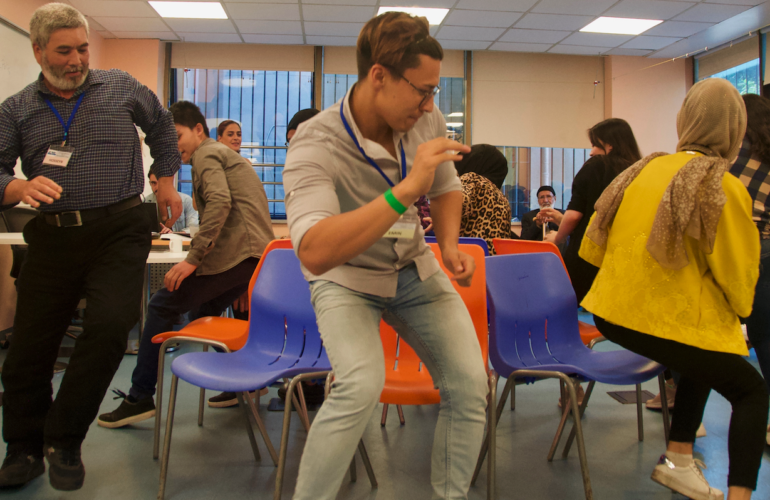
[594,316,768,490]
[2,204,151,453]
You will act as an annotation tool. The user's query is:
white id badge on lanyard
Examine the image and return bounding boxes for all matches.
[42,145,74,167]
[385,212,419,239]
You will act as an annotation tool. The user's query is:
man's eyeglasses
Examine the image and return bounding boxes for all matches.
[388,68,440,107]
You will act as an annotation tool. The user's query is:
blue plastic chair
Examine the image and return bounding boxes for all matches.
[157,250,376,499]
[424,236,490,256]
[472,253,670,500]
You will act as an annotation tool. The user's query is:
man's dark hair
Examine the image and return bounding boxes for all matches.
[287,108,320,142]
[148,166,157,180]
[356,12,443,80]
[743,94,770,165]
[169,101,210,138]
[537,186,555,196]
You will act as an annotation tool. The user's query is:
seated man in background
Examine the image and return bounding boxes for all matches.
[520,185,564,242]
[98,101,275,428]
[286,108,320,144]
[145,166,197,233]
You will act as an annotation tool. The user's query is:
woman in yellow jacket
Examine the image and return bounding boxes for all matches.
[580,78,768,500]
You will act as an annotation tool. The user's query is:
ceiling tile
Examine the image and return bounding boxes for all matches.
[435,26,505,41]
[304,22,363,37]
[86,17,108,32]
[548,44,610,55]
[643,20,714,37]
[110,31,179,40]
[489,41,552,52]
[561,32,633,48]
[499,28,570,44]
[305,36,358,46]
[96,30,116,39]
[621,35,681,50]
[531,0,617,16]
[673,3,752,23]
[301,5,375,23]
[176,33,243,43]
[430,26,439,36]
[435,40,492,50]
[605,48,654,56]
[224,3,300,20]
[454,0,538,12]
[241,34,304,44]
[604,0,696,21]
[702,0,764,5]
[514,13,596,31]
[395,0,456,6]
[224,0,297,3]
[70,0,158,18]
[234,20,302,34]
[91,17,169,32]
[164,19,237,33]
[304,0,376,4]
[444,10,521,28]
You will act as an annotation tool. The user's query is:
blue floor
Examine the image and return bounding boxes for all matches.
[0,312,768,499]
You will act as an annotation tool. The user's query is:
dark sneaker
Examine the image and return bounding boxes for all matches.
[97,389,155,429]
[208,388,268,408]
[44,446,84,491]
[0,450,44,488]
[278,381,326,406]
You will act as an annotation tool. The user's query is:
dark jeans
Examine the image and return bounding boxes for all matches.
[2,204,152,453]
[594,316,768,490]
[129,257,258,399]
[744,238,770,393]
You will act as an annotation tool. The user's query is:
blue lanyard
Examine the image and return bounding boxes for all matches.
[43,92,86,145]
[339,102,406,188]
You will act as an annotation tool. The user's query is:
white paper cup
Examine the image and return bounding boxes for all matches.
[169,238,183,253]
[189,223,199,238]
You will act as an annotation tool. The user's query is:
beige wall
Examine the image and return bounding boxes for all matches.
[605,55,688,155]
[472,51,604,149]
[100,38,163,94]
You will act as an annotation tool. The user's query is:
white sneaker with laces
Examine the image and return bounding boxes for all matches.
[651,455,723,500]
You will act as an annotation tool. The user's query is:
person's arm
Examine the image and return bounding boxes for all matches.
[129,72,182,225]
[705,176,760,317]
[547,210,583,245]
[430,190,475,286]
[295,138,469,276]
[165,149,232,291]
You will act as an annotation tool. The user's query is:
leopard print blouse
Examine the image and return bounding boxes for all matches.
[459,172,512,255]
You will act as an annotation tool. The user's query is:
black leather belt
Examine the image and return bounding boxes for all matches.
[42,195,142,227]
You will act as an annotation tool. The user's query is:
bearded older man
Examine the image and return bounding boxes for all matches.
[0,3,181,491]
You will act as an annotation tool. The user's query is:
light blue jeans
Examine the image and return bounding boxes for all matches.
[293,264,489,500]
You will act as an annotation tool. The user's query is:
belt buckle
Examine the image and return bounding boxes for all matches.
[56,211,82,227]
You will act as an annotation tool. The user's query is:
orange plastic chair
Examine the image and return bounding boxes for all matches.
[492,238,603,346]
[380,243,490,425]
[151,238,293,459]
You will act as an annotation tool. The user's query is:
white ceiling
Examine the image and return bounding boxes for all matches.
[74,0,770,58]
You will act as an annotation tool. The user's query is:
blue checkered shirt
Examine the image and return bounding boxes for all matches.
[730,138,770,239]
[0,69,180,212]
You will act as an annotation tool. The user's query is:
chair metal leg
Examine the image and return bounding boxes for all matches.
[198,345,209,427]
[237,392,261,462]
[636,383,644,442]
[562,375,593,500]
[357,440,377,488]
[245,388,279,465]
[561,381,596,459]
[295,381,311,430]
[487,371,498,500]
[381,404,389,427]
[658,373,671,445]
[547,402,573,462]
[349,455,357,482]
[396,405,405,425]
[157,375,179,500]
[510,380,515,411]
[471,373,511,487]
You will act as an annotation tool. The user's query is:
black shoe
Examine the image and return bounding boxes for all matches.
[278,381,326,406]
[44,446,84,491]
[208,388,267,408]
[0,450,44,488]
[97,389,155,429]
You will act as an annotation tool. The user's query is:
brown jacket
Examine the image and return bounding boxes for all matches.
[186,138,275,275]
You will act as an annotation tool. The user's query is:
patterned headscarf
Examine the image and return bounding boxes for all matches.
[586,79,747,270]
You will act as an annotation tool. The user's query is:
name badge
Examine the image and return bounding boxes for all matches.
[42,145,74,167]
[385,212,419,239]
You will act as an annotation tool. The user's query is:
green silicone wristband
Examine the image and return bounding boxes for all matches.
[384,188,408,215]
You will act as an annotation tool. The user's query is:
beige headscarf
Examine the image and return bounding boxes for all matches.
[586,78,747,270]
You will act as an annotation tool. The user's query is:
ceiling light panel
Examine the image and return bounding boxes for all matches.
[377,7,449,25]
[149,2,228,19]
[581,17,663,35]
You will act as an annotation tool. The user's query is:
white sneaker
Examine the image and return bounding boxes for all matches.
[696,423,707,438]
[651,455,723,500]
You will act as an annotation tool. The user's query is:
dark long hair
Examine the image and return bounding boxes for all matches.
[743,94,770,165]
[588,118,642,180]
